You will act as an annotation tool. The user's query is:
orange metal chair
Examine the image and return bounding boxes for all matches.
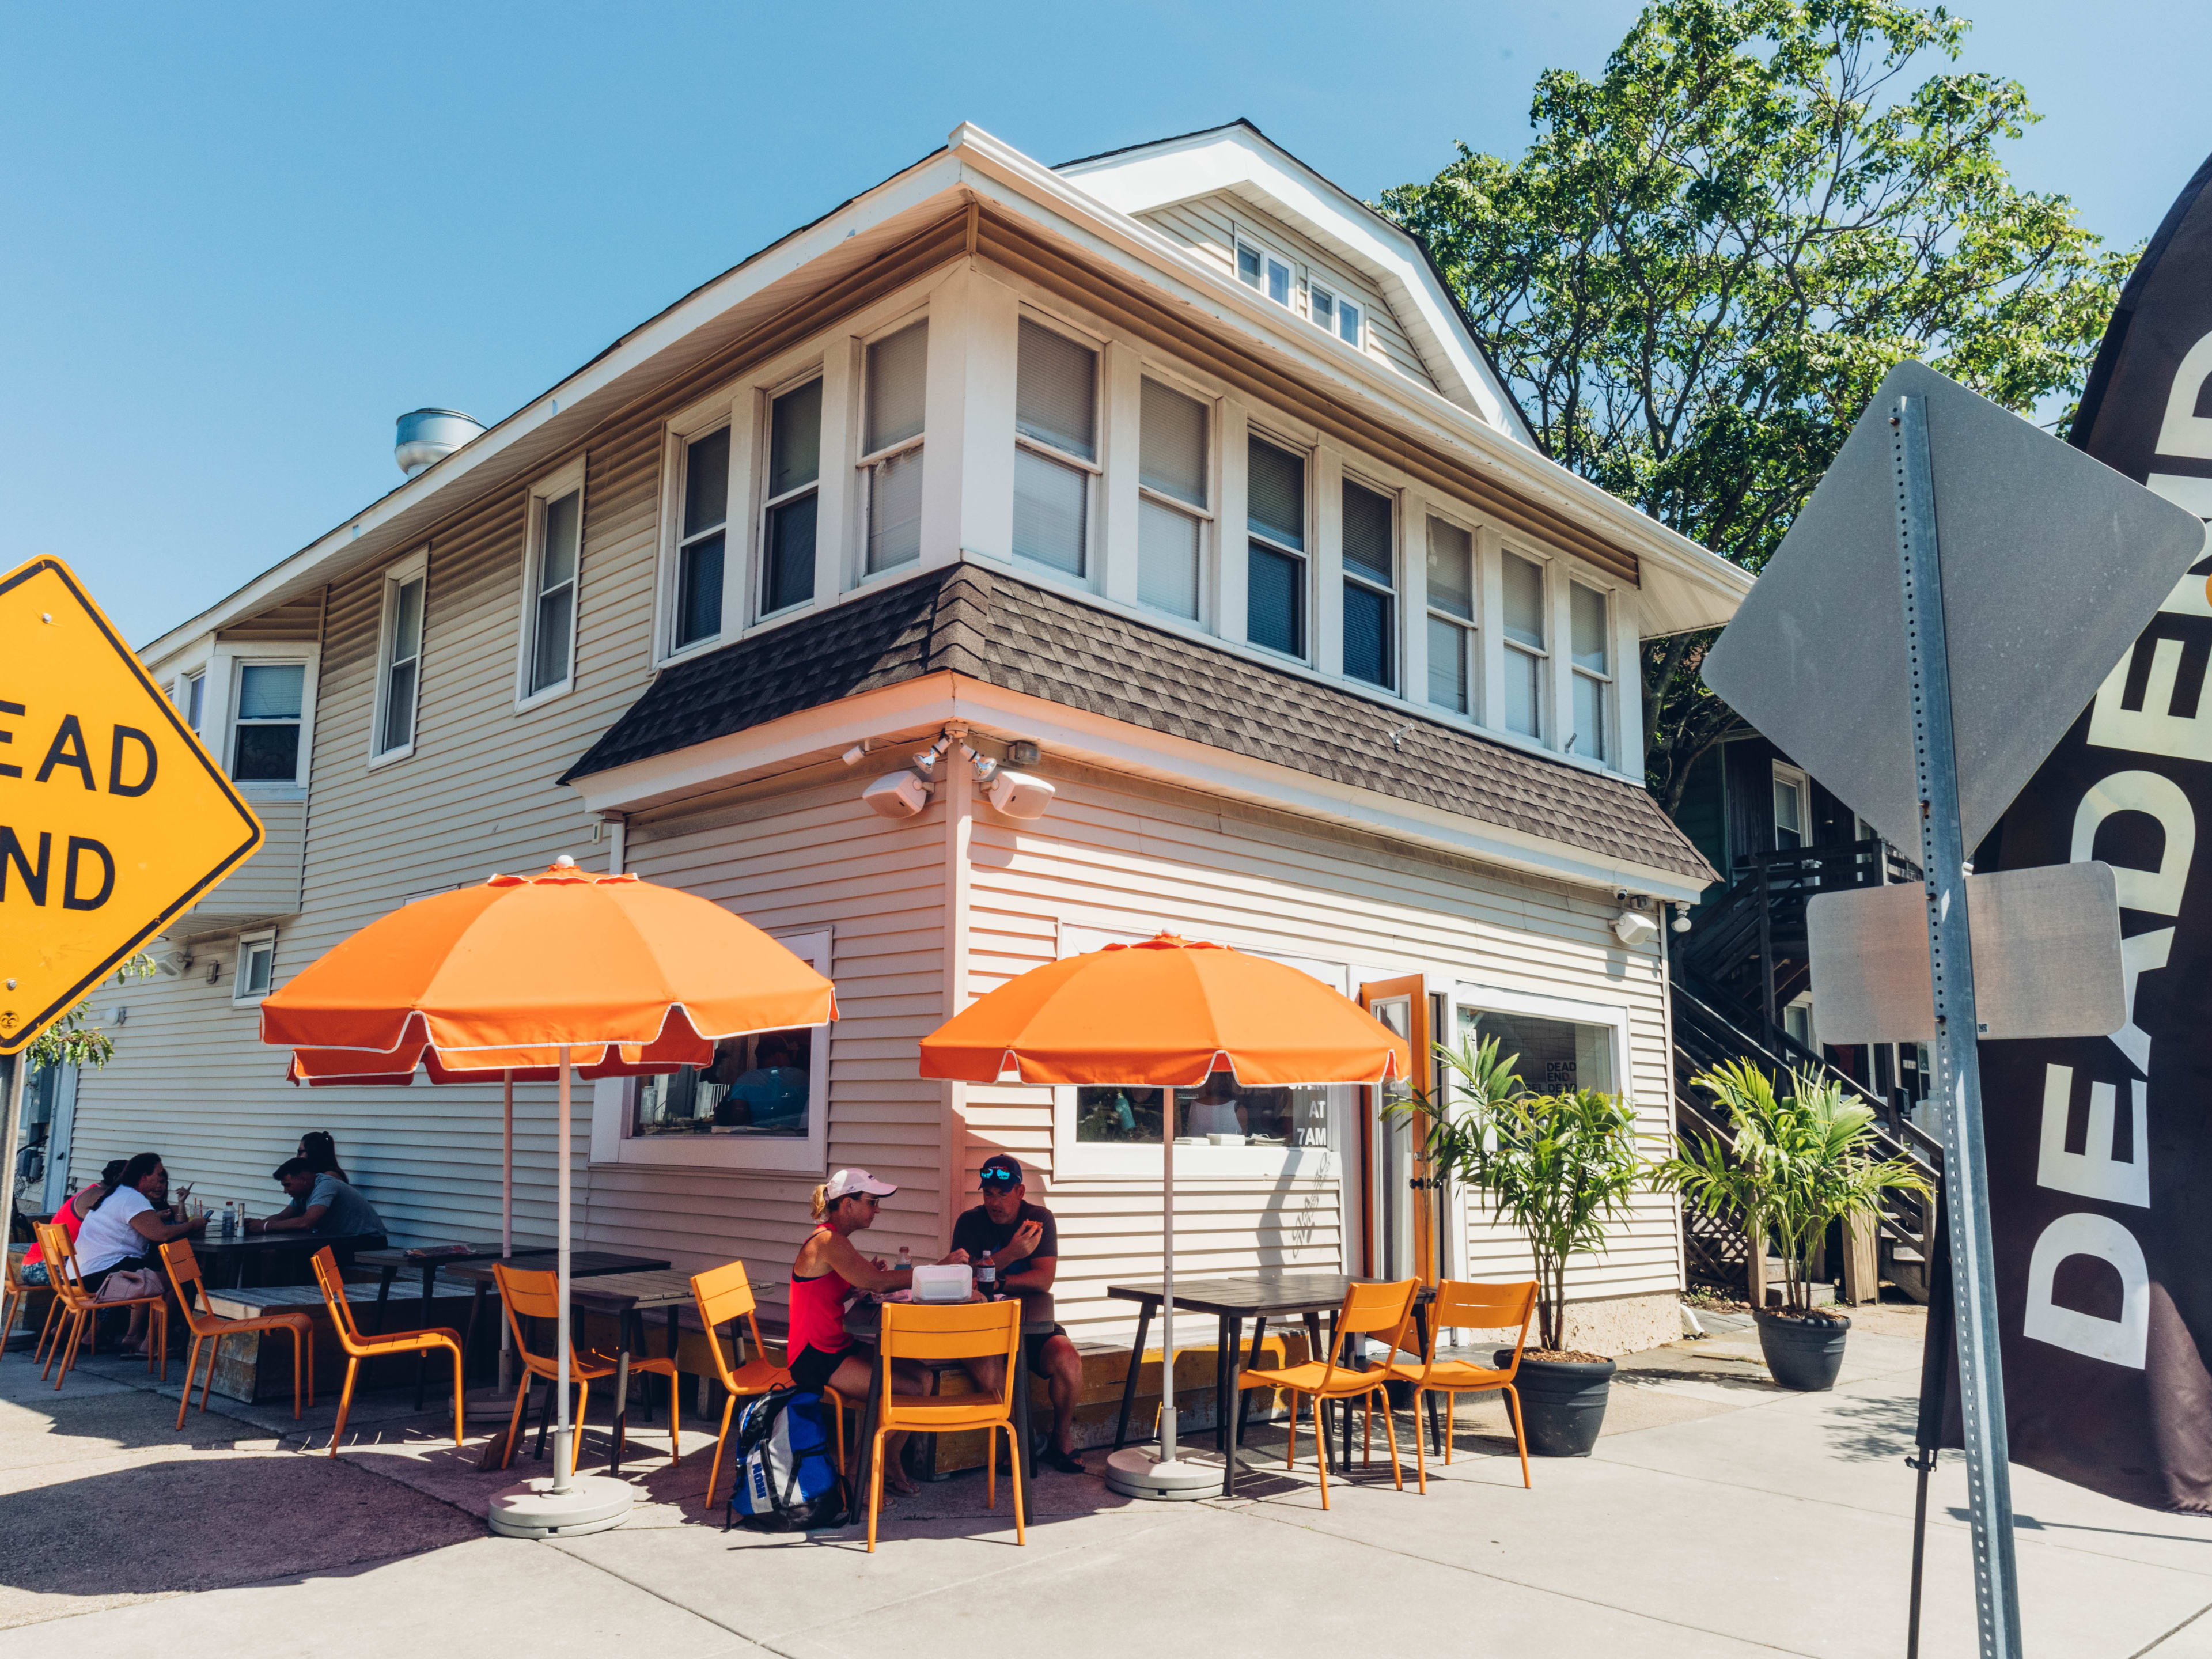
[161,1241,316,1430]
[1385,1279,1538,1492]
[35,1222,168,1389]
[312,1245,464,1456]
[3,1245,62,1366]
[493,1262,682,1476]
[691,1260,806,1509]
[1238,1277,1418,1509]
[867,1300,1026,1552]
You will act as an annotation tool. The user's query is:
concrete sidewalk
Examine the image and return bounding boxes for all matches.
[5,1303,2210,1657]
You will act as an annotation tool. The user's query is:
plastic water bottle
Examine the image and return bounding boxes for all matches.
[977,1262,999,1300]
[896,1244,911,1274]
[221,1202,237,1240]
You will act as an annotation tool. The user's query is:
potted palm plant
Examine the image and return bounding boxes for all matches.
[1394,1035,1643,1455]
[1660,1060,1931,1390]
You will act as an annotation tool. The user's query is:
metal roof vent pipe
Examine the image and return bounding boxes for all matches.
[395,408,485,477]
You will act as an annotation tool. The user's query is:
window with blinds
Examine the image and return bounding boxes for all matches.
[527,487,580,697]
[863,321,927,573]
[1425,516,1475,715]
[1138,377,1208,620]
[675,427,729,650]
[1501,548,1547,740]
[1569,582,1611,763]
[762,378,822,616]
[1247,437,1306,657]
[375,567,426,755]
[1341,480,1394,690]
[1013,319,1097,578]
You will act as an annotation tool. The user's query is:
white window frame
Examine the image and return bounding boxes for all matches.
[1449,981,1635,1116]
[516,460,585,709]
[368,547,428,766]
[1233,234,1297,312]
[1498,542,1551,744]
[1338,472,1397,692]
[857,311,930,583]
[1567,578,1614,766]
[590,927,832,1174]
[1134,365,1217,627]
[173,668,207,734]
[1306,281,1365,350]
[214,640,320,793]
[1245,429,1313,664]
[1012,308,1104,586]
[756,369,825,624]
[1050,923,1346,1180]
[1423,509,1480,719]
[660,418,736,662]
[1772,760,1812,851]
[233,929,277,1005]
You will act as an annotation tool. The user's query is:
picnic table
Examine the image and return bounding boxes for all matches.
[188,1229,384,1290]
[843,1297,1055,1520]
[1106,1272,1439,1498]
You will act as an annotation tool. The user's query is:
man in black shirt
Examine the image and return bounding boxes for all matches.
[948,1154,1085,1474]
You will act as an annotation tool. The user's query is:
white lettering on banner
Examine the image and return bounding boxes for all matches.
[2037,1065,2152,1207]
[2024,1211,2151,1368]
[2071,771,2195,914]
[2112,928,2174,1074]
[2089,639,2212,762]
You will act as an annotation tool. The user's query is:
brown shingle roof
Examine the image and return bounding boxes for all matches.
[562,563,1715,884]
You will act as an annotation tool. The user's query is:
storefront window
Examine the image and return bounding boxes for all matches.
[1457,1006,1616,1096]
[633,1029,812,1139]
[1076,1079,1329,1149]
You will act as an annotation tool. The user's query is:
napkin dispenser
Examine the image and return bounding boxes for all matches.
[911,1263,973,1304]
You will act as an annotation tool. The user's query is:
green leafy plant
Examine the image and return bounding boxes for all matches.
[24,953,157,1072]
[1381,0,2131,808]
[1392,1035,1644,1352]
[1658,1059,1931,1314]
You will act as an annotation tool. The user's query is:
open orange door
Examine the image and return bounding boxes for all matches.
[1358,975,1434,1285]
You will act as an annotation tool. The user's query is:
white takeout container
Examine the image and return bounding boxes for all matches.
[911,1263,974,1304]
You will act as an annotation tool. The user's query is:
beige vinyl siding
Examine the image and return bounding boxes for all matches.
[1138,195,1439,392]
[184,795,305,927]
[959,765,1679,1345]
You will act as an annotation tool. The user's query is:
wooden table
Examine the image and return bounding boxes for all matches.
[843,1298,1054,1522]
[1105,1272,1437,1498]
[437,1251,675,1412]
[563,1270,698,1476]
[355,1241,551,1406]
[188,1230,384,1290]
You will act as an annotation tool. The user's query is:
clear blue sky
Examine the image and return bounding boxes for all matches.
[5,1,2207,647]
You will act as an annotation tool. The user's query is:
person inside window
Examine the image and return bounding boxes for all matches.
[74,1152,206,1356]
[20,1159,127,1286]
[945,1154,1086,1475]
[249,1158,387,1241]
[787,1169,927,1494]
[717,1031,809,1132]
[1180,1074,1250,1141]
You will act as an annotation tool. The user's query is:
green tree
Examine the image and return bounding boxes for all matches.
[1381,0,2131,810]
[24,954,157,1073]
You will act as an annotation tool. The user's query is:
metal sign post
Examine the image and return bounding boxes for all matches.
[1892,392,2024,1658]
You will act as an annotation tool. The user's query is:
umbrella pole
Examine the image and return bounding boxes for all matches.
[553,1047,573,1494]
[500,1069,513,1396]
[1160,1094,1176,1460]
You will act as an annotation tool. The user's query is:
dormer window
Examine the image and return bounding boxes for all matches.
[1309,285,1362,348]
[1236,238,1293,309]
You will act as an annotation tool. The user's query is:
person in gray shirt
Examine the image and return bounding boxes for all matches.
[251,1157,387,1240]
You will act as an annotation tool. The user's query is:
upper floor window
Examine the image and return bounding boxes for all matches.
[1568,582,1612,764]
[1340,480,1395,691]
[762,378,823,616]
[176,671,205,733]
[1425,516,1475,715]
[234,930,276,1004]
[1236,238,1293,309]
[232,663,305,782]
[1501,549,1547,741]
[372,554,426,759]
[1309,285,1363,348]
[675,427,729,652]
[1773,762,1810,851]
[523,477,582,699]
[1247,437,1307,659]
[862,320,928,574]
[1013,319,1098,579]
[1138,377,1209,620]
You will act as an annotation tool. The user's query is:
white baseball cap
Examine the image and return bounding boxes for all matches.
[824,1168,897,1200]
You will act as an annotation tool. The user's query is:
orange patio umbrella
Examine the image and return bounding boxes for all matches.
[919,933,1409,1499]
[260,855,837,1533]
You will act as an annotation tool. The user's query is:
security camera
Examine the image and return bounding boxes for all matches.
[986,770,1056,820]
[862,770,931,819]
[1612,911,1660,947]
[842,743,871,767]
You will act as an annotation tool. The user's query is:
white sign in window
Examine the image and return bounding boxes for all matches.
[862,321,928,574]
[1138,377,1209,620]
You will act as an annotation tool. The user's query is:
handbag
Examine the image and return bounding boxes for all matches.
[94,1265,164,1302]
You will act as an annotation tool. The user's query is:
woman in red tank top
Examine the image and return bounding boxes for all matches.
[790,1168,929,1493]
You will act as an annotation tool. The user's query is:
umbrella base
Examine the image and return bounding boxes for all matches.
[488,1474,633,1538]
[1104,1446,1222,1501]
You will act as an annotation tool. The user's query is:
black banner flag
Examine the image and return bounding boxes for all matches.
[1922,153,2212,1512]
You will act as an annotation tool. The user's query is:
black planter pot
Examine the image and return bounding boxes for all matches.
[1756,1309,1851,1391]
[1501,1351,1616,1456]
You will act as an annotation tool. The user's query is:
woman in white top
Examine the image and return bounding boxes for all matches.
[73,1152,206,1357]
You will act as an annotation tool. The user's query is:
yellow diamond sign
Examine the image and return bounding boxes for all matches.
[0,557,262,1055]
